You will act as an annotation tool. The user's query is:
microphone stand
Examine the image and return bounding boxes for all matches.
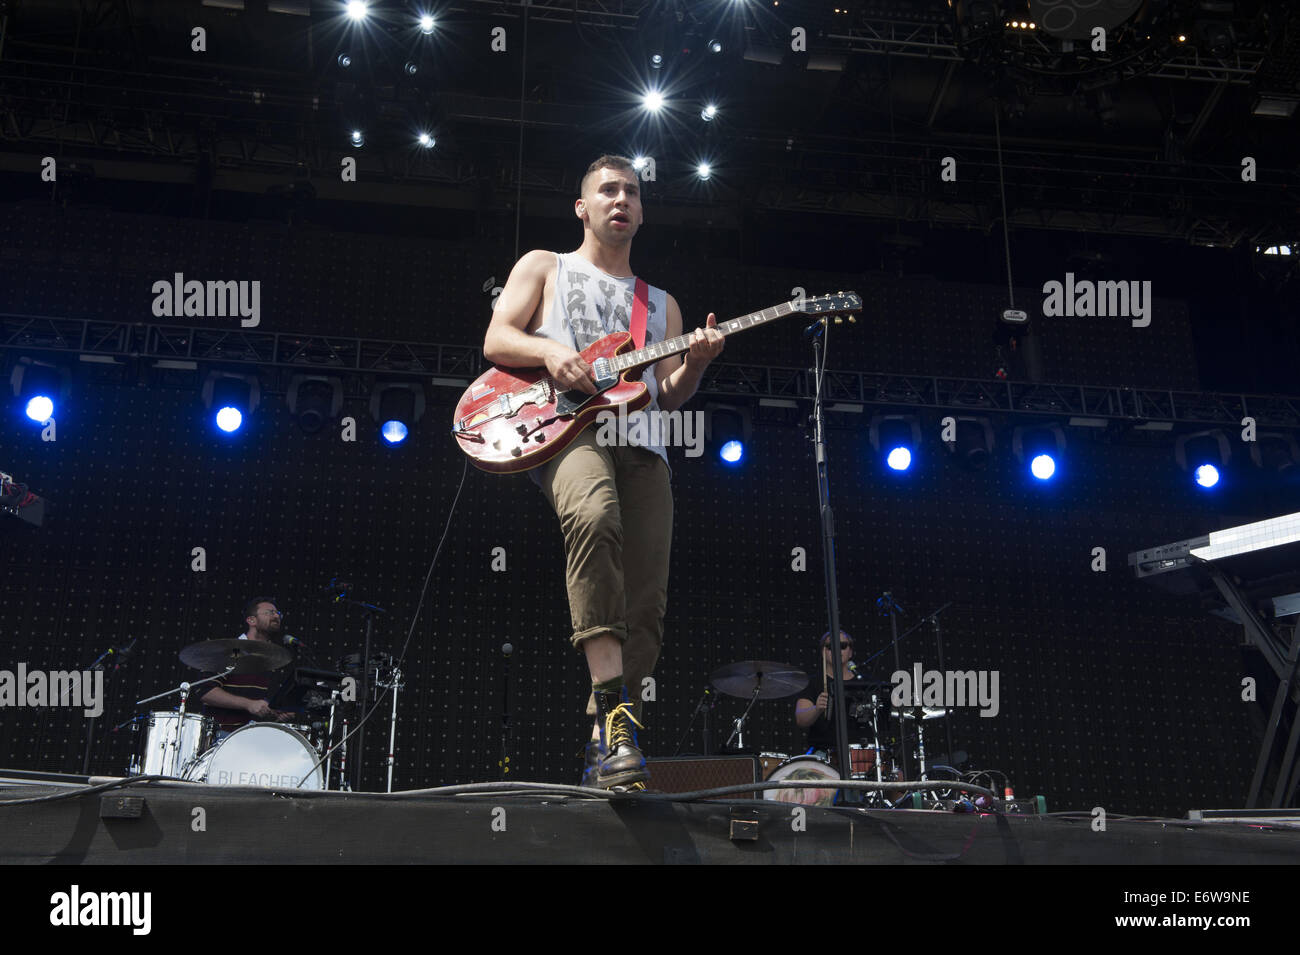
[806,320,855,799]
[81,640,135,775]
[327,585,386,792]
[500,643,513,781]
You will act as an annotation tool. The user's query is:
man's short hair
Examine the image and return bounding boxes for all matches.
[820,630,854,648]
[242,596,276,627]
[580,154,637,197]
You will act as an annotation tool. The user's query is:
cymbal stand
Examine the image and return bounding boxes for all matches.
[337,715,351,792]
[724,678,764,750]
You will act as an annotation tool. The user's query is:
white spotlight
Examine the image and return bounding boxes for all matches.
[650,53,664,70]
[700,104,718,122]
[345,1,368,21]
[632,156,648,171]
[350,129,364,147]
[709,39,723,53]
[418,132,434,148]
[419,14,435,34]
[643,91,665,112]
[697,163,711,180]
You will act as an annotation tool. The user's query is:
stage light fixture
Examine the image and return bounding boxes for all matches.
[10,359,69,425]
[338,53,352,68]
[202,371,260,436]
[870,414,921,474]
[287,376,343,436]
[370,382,426,446]
[697,163,712,180]
[1176,430,1231,490]
[404,61,418,75]
[709,39,723,53]
[1249,433,1300,473]
[700,104,718,122]
[350,129,365,147]
[419,14,435,34]
[942,416,993,471]
[708,405,750,465]
[418,132,434,148]
[345,1,368,22]
[643,91,665,112]
[650,53,664,69]
[633,156,649,171]
[1012,424,1065,482]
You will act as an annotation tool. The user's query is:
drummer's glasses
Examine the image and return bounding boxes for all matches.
[259,610,283,618]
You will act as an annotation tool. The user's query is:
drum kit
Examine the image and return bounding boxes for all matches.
[123,637,355,791]
[705,659,952,808]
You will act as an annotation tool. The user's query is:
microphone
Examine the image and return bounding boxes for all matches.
[318,577,352,597]
[282,634,308,648]
[501,643,513,658]
[847,661,859,676]
[802,319,826,340]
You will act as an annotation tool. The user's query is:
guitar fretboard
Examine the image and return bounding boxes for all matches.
[610,300,798,372]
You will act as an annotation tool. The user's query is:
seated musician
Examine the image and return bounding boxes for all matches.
[192,597,295,737]
[794,630,867,755]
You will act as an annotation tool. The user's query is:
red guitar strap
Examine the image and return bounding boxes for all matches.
[631,278,649,348]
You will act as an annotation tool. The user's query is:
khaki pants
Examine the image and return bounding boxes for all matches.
[537,429,672,723]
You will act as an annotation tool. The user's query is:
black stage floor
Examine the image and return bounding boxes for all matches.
[4,770,1299,865]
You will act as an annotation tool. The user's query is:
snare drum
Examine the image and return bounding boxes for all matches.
[139,711,215,778]
[758,752,789,779]
[848,743,890,779]
[763,755,841,807]
[184,722,324,790]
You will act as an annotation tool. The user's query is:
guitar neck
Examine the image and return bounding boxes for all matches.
[609,300,800,372]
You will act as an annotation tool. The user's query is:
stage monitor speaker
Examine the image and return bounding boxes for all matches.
[644,756,760,799]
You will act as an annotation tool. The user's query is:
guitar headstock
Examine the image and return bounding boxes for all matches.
[797,291,861,316]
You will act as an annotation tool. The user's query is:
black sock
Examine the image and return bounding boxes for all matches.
[593,676,624,726]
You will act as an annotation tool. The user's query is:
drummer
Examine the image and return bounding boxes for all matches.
[192,597,296,736]
[793,630,866,755]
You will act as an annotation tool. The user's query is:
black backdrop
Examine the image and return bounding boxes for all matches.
[0,204,1278,817]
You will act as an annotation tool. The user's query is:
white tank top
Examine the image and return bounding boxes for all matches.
[530,251,670,468]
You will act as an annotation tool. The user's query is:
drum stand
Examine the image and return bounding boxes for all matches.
[375,663,404,794]
[136,670,231,777]
[325,690,345,791]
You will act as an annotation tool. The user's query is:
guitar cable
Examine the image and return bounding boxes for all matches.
[295,453,471,788]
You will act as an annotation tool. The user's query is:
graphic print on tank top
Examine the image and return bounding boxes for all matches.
[564,270,656,349]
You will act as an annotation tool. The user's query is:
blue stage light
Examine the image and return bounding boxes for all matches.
[25,395,54,423]
[215,406,243,433]
[1194,463,1220,488]
[382,420,409,444]
[720,439,744,464]
[1030,453,1056,480]
[886,446,912,471]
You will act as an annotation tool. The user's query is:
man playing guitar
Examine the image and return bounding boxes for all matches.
[481,154,724,789]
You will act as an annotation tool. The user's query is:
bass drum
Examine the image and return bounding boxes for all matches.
[763,754,840,807]
[185,722,324,790]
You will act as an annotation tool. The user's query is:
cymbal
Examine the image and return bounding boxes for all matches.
[710,660,808,700]
[179,638,292,674]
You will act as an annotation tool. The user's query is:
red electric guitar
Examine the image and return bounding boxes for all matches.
[452,291,861,473]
